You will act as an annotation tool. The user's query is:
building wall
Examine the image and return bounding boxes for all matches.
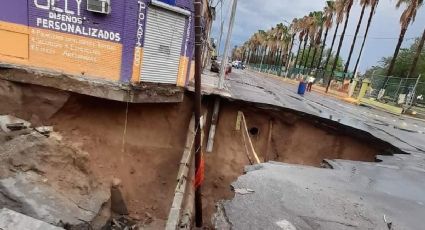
[0,0,195,86]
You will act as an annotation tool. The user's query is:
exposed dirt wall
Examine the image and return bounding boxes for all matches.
[0,79,70,124]
[49,95,193,224]
[203,99,394,226]
[242,107,383,166]
[0,80,397,228]
[202,102,250,223]
[0,80,194,227]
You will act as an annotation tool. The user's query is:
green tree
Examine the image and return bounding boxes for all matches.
[365,37,425,78]
[387,0,424,76]
[408,28,425,78]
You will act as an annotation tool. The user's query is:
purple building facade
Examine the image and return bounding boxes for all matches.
[0,0,197,87]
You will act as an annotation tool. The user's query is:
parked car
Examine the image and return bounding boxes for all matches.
[211,58,232,74]
[232,60,245,70]
[237,62,246,70]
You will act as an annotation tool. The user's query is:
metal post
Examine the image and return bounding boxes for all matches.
[409,74,421,107]
[393,78,403,102]
[259,46,266,73]
[217,20,224,56]
[194,0,203,227]
[369,70,375,90]
[218,0,238,89]
[217,0,224,56]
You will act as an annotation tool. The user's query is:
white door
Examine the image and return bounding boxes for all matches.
[141,6,186,84]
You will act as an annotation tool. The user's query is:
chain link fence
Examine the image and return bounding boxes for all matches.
[248,63,425,112]
[248,64,354,93]
[364,73,424,109]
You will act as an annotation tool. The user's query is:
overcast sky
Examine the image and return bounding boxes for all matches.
[211,0,425,73]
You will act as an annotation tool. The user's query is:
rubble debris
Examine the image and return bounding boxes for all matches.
[6,122,27,131]
[108,216,139,230]
[111,178,129,215]
[0,115,31,133]
[0,208,64,230]
[383,214,393,230]
[233,188,255,195]
[34,126,53,136]
[0,116,110,227]
[275,220,297,230]
[212,201,232,230]
[0,173,107,227]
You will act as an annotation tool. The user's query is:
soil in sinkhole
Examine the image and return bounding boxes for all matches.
[201,99,398,226]
[0,80,398,228]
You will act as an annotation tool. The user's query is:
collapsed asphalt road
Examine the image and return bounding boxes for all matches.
[212,69,425,155]
[215,159,425,229]
[192,69,425,229]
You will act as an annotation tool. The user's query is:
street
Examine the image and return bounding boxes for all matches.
[209,69,425,230]
[215,69,425,155]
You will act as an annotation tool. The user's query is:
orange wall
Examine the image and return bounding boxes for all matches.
[0,21,122,81]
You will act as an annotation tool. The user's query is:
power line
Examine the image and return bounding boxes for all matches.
[335,34,417,40]
[213,0,225,8]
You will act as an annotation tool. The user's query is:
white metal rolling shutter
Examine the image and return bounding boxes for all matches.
[141,6,186,84]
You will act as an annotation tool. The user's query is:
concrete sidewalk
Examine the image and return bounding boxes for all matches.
[187,69,231,97]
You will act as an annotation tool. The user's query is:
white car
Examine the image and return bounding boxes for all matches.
[232,61,240,67]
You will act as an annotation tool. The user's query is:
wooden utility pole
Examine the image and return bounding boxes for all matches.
[194,0,203,227]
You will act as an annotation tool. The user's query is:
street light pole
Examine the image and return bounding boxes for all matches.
[218,0,238,89]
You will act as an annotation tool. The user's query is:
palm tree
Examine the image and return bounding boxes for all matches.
[327,0,354,92]
[387,0,424,76]
[309,11,325,72]
[344,0,369,74]
[286,33,296,70]
[274,23,291,72]
[303,12,320,73]
[266,28,277,69]
[285,21,298,71]
[251,30,266,64]
[232,46,243,60]
[317,1,336,70]
[247,34,254,63]
[246,34,256,64]
[241,41,251,64]
[286,18,300,71]
[408,28,425,78]
[299,16,311,69]
[281,26,292,68]
[323,0,343,73]
[353,0,379,76]
[294,18,306,68]
[257,30,268,71]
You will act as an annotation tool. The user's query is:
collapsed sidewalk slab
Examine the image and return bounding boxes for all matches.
[0,208,63,230]
[0,172,109,226]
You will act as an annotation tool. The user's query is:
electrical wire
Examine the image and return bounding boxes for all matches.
[334,34,417,40]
